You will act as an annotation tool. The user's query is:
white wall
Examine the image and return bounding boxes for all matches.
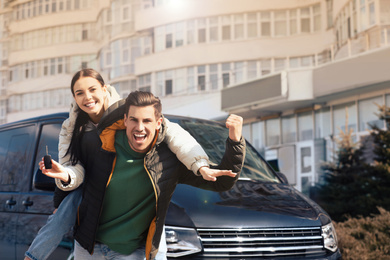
[161,92,228,120]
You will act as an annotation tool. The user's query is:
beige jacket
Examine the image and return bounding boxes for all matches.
[56,86,209,191]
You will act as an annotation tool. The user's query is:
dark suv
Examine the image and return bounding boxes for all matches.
[0,113,341,260]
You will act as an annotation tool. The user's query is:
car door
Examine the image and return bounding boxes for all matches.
[15,120,73,260]
[0,123,37,260]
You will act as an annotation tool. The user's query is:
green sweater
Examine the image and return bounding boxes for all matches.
[95,130,155,255]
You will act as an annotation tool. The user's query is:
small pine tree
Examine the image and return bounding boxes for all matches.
[314,105,390,221]
[315,111,368,221]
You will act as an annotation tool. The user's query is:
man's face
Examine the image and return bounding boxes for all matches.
[124,105,163,153]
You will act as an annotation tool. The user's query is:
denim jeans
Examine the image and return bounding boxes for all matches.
[25,187,83,260]
[74,241,145,260]
[74,227,167,260]
[25,187,167,260]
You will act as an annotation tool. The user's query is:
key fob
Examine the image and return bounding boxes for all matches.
[44,145,52,169]
[44,155,52,169]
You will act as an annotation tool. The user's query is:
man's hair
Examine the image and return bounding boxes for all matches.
[125,91,162,119]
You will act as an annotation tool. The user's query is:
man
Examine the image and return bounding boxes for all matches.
[73,91,246,259]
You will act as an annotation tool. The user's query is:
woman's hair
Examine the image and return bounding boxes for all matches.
[67,68,105,165]
[125,91,162,119]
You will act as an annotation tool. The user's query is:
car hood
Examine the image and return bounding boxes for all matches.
[168,180,330,228]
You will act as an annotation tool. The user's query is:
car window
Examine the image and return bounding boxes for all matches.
[177,119,280,183]
[32,123,62,191]
[0,125,36,191]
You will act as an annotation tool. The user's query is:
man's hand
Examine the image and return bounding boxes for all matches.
[226,114,243,142]
[199,166,237,181]
[39,158,70,183]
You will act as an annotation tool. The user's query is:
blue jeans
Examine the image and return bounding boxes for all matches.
[75,241,145,260]
[25,187,167,260]
[25,188,83,260]
[74,226,167,260]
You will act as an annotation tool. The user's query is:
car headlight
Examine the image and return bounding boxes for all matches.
[165,226,202,258]
[321,222,338,252]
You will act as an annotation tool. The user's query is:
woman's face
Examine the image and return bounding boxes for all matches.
[73,76,107,123]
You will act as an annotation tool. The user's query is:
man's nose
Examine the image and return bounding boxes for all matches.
[136,122,145,131]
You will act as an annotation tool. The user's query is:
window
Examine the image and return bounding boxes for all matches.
[138,74,151,92]
[187,20,195,44]
[197,65,206,91]
[234,14,244,39]
[260,59,271,75]
[300,7,311,33]
[333,102,357,134]
[313,4,321,31]
[252,121,265,152]
[326,0,333,28]
[33,123,62,190]
[0,126,35,187]
[247,13,258,38]
[222,15,231,41]
[289,57,300,68]
[275,11,287,36]
[50,58,56,75]
[247,61,257,79]
[156,71,164,96]
[282,115,297,143]
[358,96,384,131]
[155,26,164,51]
[301,55,314,67]
[197,18,206,43]
[290,9,297,35]
[165,24,173,48]
[82,29,88,40]
[122,6,130,21]
[266,118,280,146]
[222,63,230,88]
[234,62,244,83]
[360,0,367,30]
[175,22,184,47]
[52,0,57,12]
[209,17,219,42]
[298,112,313,141]
[209,64,218,90]
[81,61,88,69]
[106,51,112,66]
[165,79,173,95]
[175,68,186,94]
[274,58,286,72]
[369,1,375,26]
[261,12,271,36]
[187,67,195,93]
[164,70,173,96]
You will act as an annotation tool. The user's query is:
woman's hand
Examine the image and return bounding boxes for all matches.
[39,158,70,183]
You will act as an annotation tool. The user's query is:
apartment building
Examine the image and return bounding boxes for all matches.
[1,0,389,192]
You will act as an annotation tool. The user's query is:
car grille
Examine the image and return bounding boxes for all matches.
[197,227,326,258]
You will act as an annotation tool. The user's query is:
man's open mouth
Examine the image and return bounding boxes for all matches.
[134,134,146,141]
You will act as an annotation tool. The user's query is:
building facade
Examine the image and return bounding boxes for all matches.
[1,0,390,192]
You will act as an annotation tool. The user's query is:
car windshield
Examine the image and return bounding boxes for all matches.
[173,117,280,183]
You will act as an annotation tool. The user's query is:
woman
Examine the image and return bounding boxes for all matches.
[24,68,218,260]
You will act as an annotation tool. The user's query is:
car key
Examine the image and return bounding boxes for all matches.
[44,145,52,169]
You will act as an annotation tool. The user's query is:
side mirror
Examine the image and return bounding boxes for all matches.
[33,168,56,191]
[275,172,289,184]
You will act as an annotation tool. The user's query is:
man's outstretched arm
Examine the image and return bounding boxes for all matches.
[197,114,245,182]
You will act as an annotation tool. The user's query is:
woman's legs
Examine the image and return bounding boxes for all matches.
[74,241,145,260]
[74,226,167,260]
[25,188,83,260]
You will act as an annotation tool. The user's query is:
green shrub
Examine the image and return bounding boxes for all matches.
[334,207,390,260]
